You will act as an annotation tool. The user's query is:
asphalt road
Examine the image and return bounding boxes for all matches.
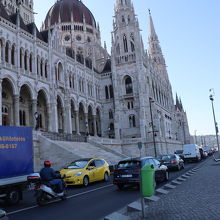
[1,159,207,220]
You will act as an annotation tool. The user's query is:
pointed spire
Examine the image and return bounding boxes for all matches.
[104,41,107,50]
[148,9,158,41]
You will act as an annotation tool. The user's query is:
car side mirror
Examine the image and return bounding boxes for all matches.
[87,166,95,170]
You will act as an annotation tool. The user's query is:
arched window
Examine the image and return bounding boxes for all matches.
[109,110,113,119]
[29,53,32,72]
[105,86,109,99]
[130,33,135,52]
[123,35,128,53]
[58,62,63,81]
[45,61,48,78]
[125,76,133,94]
[69,75,72,88]
[11,45,15,65]
[129,115,136,128]
[20,48,23,68]
[122,16,125,23]
[5,42,9,63]
[109,85,114,98]
[40,59,43,76]
[24,51,28,70]
[116,44,120,55]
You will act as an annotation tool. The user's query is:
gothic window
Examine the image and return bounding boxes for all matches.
[29,53,32,72]
[20,48,23,68]
[11,45,15,65]
[123,35,128,53]
[129,115,136,128]
[105,86,109,99]
[125,76,133,94]
[40,59,43,76]
[116,44,120,55]
[72,75,75,89]
[109,85,114,98]
[69,76,72,88]
[45,61,48,78]
[128,15,130,23]
[130,34,135,52]
[122,16,125,23]
[109,110,113,119]
[24,51,28,70]
[19,110,26,126]
[58,62,63,81]
[5,42,9,63]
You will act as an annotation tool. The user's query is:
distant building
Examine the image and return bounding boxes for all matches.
[0,0,191,156]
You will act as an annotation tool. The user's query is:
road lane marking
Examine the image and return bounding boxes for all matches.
[7,184,114,215]
[66,184,113,199]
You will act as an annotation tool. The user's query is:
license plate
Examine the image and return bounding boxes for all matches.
[28,183,35,191]
[121,175,132,178]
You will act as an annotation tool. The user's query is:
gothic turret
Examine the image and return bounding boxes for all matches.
[148,10,168,80]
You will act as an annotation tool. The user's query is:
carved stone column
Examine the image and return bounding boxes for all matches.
[31,99,37,128]
[13,95,19,126]
[65,104,72,134]
[75,111,80,134]
[93,115,97,136]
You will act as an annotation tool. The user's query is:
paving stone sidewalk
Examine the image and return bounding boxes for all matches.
[118,157,220,220]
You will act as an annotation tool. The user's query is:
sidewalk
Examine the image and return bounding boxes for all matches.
[107,156,220,220]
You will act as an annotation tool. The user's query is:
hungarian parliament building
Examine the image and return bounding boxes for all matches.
[0,0,191,157]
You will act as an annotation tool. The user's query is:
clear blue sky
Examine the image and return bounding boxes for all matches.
[34,0,220,136]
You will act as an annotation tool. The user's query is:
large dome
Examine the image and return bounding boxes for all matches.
[44,0,96,29]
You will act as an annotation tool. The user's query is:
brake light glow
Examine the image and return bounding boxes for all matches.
[171,160,177,164]
[35,185,41,189]
[133,169,140,172]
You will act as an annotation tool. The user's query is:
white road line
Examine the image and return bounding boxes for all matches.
[7,184,114,215]
[66,184,113,199]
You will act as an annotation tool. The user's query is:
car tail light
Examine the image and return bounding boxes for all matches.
[171,160,177,164]
[133,169,140,172]
[35,185,41,189]
[114,170,119,173]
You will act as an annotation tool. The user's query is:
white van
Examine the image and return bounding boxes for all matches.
[183,144,201,162]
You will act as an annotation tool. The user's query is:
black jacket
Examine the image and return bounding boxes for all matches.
[40,167,60,181]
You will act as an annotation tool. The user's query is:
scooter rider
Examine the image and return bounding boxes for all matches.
[40,160,64,193]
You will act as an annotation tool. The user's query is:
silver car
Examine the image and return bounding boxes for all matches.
[0,210,8,220]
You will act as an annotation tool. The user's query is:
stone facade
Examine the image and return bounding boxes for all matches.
[0,0,191,158]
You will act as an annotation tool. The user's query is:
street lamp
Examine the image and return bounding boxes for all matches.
[209,92,220,151]
[149,97,157,157]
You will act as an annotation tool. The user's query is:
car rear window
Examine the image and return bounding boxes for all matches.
[118,160,140,168]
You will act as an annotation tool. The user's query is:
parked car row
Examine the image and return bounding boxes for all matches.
[175,144,215,162]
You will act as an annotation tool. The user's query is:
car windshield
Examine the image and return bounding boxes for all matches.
[175,150,183,154]
[66,160,89,169]
[118,160,140,168]
[161,155,175,161]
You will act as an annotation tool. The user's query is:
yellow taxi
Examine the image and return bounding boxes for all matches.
[60,158,110,186]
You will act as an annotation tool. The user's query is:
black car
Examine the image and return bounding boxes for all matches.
[113,157,169,189]
[158,154,184,171]
[174,150,185,160]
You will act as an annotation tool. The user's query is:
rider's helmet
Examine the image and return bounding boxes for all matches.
[44,160,51,167]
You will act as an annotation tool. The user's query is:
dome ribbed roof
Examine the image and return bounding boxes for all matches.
[44,0,96,29]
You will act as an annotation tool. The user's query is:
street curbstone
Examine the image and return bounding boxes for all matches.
[163,183,176,189]
[127,201,142,212]
[104,212,130,220]
[144,195,160,202]
[156,188,169,195]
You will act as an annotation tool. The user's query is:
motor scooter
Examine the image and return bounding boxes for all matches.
[27,173,66,206]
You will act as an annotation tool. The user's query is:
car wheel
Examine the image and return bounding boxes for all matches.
[6,189,20,205]
[164,171,169,182]
[177,164,180,171]
[117,184,124,190]
[83,176,89,187]
[104,172,109,182]
[182,163,185,169]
